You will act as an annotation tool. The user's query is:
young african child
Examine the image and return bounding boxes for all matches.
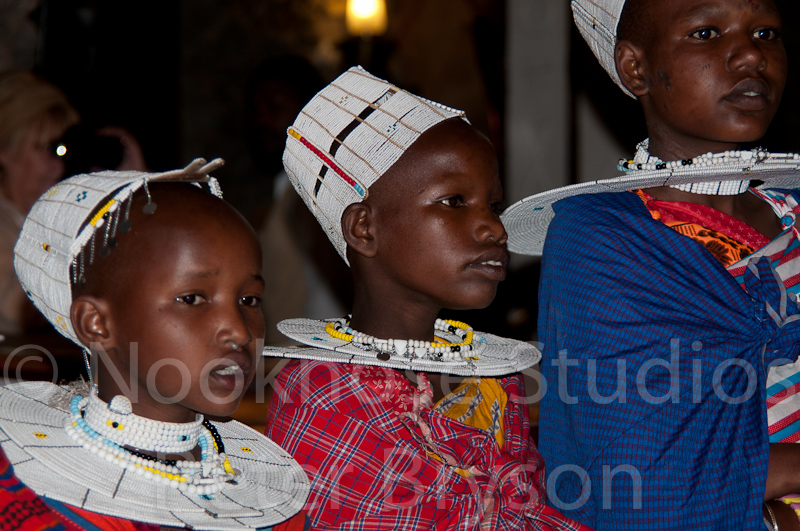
[0,159,310,530]
[501,0,800,529]
[261,67,591,531]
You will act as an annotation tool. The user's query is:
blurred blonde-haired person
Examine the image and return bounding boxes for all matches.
[0,71,78,335]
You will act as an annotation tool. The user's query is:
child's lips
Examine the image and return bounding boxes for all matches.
[209,355,252,390]
[468,251,509,281]
[724,78,770,111]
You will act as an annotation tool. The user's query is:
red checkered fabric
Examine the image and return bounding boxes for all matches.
[266,359,591,530]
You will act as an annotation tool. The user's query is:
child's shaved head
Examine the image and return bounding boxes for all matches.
[617,0,656,47]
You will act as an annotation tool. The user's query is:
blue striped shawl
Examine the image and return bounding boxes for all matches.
[538,190,800,530]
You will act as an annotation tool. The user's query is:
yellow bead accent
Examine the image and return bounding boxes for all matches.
[89,199,116,227]
[134,463,187,482]
[33,432,48,439]
[223,457,235,474]
[430,319,472,348]
[47,187,59,198]
[326,318,473,349]
[240,447,253,453]
[325,321,353,342]
[42,243,50,252]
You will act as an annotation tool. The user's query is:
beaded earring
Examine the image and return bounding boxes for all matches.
[82,348,94,387]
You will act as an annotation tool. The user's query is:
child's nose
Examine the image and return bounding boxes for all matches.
[476,209,508,245]
[728,33,768,72]
[217,304,253,350]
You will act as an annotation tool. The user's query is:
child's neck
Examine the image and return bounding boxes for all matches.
[644,135,782,238]
[348,288,467,401]
[348,286,443,342]
[646,133,742,163]
[96,379,198,425]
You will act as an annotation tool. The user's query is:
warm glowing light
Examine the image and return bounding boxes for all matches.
[351,0,379,18]
[55,144,67,157]
[346,0,387,37]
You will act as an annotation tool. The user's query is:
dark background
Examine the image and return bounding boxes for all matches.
[17,0,800,341]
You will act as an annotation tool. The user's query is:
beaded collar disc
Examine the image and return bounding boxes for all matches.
[0,382,310,530]
[264,317,541,376]
[501,144,800,256]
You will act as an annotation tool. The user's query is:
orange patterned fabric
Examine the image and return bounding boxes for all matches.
[634,189,769,267]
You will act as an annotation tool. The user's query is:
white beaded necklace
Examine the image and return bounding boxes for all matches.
[65,389,236,495]
[618,139,800,195]
[326,317,477,362]
[83,391,203,453]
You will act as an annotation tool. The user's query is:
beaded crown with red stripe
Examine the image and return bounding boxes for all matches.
[282,66,467,264]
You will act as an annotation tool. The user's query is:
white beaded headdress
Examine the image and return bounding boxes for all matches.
[13,158,225,345]
[571,0,632,97]
[282,66,466,264]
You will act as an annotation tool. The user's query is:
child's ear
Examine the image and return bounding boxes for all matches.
[615,40,648,97]
[71,296,113,350]
[342,202,377,258]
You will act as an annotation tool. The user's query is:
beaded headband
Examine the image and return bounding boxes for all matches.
[501,148,800,256]
[571,0,632,97]
[13,158,225,345]
[282,66,467,264]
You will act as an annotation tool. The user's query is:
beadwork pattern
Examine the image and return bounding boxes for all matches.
[13,158,225,346]
[282,66,467,263]
[0,381,310,530]
[502,143,800,257]
[571,0,630,97]
[325,317,475,361]
[67,393,234,495]
[265,317,541,377]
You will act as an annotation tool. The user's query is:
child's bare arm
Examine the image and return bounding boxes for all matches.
[766,443,800,500]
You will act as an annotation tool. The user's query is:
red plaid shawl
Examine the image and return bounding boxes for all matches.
[266,359,591,531]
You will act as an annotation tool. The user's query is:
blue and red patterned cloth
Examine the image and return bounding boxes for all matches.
[266,359,591,530]
[0,444,155,531]
[538,190,800,529]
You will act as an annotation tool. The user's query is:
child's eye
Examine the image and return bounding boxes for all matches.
[440,196,464,207]
[491,201,505,215]
[177,294,205,305]
[240,296,261,307]
[754,28,780,41]
[690,28,719,40]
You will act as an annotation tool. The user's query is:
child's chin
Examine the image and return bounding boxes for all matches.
[198,395,245,420]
